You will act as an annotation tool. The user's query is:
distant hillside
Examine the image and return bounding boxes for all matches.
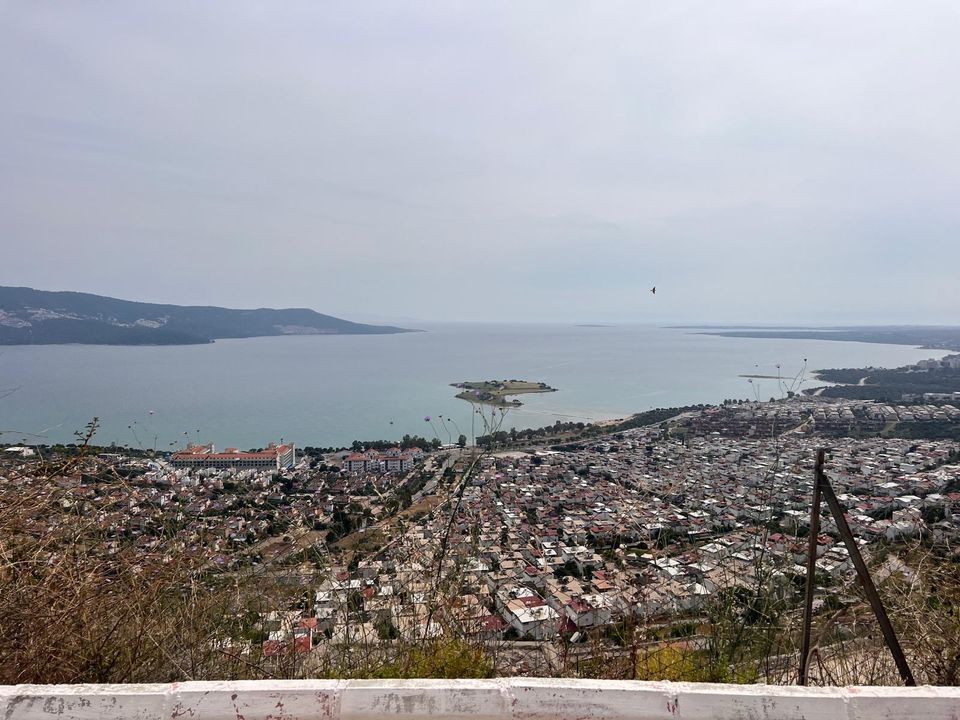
[690,326,960,352]
[0,287,415,345]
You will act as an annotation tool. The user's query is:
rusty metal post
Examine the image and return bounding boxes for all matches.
[798,449,824,685]
[816,460,916,686]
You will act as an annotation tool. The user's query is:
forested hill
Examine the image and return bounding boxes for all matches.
[0,286,414,345]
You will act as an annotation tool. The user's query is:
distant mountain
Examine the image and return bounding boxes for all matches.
[0,287,416,345]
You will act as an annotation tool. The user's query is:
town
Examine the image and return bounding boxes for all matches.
[4,387,960,680]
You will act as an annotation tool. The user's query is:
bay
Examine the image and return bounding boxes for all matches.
[0,324,945,450]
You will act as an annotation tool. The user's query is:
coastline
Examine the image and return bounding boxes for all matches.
[0,326,948,449]
[685,327,960,352]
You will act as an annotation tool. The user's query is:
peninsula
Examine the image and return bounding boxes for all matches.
[674,325,960,352]
[452,379,557,407]
[0,286,415,345]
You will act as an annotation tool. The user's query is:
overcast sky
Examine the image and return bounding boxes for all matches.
[2,2,958,324]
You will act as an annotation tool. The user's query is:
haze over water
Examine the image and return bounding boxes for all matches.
[0,324,945,451]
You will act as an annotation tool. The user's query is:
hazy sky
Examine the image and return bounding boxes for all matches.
[2,2,959,324]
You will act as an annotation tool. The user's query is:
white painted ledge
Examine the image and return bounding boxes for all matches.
[2,678,958,720]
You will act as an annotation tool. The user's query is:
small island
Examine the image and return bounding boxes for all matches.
[451,379,558,407]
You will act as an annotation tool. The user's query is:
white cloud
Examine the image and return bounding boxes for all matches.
[1,1,959,322]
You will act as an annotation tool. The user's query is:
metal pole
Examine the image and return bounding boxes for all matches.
[817,450,916,686]
[798,449,824,685]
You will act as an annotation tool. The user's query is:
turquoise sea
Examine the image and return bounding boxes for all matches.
[0,324,945,450]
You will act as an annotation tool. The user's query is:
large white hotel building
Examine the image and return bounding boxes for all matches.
[170,442,295,470]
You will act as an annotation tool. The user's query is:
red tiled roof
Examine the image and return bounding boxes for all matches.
[262,640,282,657]
[482,615,507,631]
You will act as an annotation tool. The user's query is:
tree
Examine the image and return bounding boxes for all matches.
[374,610,399,640]
[347,590,364,615]
[457,434,467,448]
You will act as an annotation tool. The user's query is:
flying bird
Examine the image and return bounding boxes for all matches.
[650,286,656,295]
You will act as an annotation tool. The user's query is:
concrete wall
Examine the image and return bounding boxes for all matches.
[2,678,958,720]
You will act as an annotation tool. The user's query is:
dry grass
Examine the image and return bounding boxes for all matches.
[3,421,958,685]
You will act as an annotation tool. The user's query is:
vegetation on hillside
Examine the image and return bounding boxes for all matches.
[813,366,960,402]
[4,407,960,686]
[0,285,412,345]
